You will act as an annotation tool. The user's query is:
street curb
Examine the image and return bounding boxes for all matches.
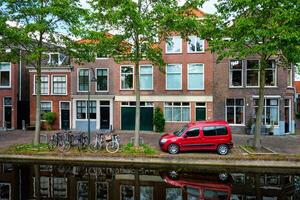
[0,154,300,169]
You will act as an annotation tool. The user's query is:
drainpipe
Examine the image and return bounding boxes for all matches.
[19,49,22,101]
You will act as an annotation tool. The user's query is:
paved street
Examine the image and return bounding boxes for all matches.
[0,130,299,154]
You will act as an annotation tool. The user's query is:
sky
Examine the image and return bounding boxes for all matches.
[79,0,217,14]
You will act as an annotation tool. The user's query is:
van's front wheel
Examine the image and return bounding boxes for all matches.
[168,144,179,154]
[217,144,229,155]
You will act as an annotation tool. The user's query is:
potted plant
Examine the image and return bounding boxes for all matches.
[42,112,56,130]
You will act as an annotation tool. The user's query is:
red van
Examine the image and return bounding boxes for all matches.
[159,120,233,155]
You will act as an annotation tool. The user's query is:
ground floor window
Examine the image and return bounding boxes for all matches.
[196,102,206,121]
[225,98,244,125]
[41,102,52,119]
[164,102,190,122]
[76,100,96,120]
[253,98,279,125]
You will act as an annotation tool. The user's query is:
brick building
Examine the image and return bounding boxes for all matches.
[28,53,72,130]
[213,57,295,135]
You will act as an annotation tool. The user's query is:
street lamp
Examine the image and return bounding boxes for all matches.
[88,68,97,144]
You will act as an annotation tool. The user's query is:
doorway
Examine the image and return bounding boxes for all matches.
[284,99,291,133]
[60,102,70,130]
[3,97,12,129]
[100,101,110,130]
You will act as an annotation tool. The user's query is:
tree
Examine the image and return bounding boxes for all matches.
[200,0,300,148]
[0,0,85,146]
[75,0,204,147]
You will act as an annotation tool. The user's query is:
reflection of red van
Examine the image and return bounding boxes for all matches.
[161,171,232,200]
[159,121,233,155]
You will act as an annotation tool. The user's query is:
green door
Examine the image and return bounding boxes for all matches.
[121,107,153,131]
[196,107,206,121]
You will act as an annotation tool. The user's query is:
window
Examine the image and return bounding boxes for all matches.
[166,36,182,53]
[52,75,67,95]
[0,63,10,87]
[185,128,199,137]
[121,185,134,200]
[166,188,182,200]
[121,66,134,90]
[78,69,89,92]
[140,65,153,90]
[203,126,228,136]
[48,53,59,65]
[140,186,153,200]
[164,102,190,122]
[287,67,293,87]
[35,75,49,95]
[188,36,204,53]
[265,60,276,86]
[188,63,204,90]
[53,177,67,198]
[96,52,108,59]
[246,60,259,86]
[96,68,108,91]
[41,102,51,119]
[77,181,88,200]
[96,182,108,200]
[196,102,206,121]
[76,100,96,120]
[226,99,245,125]
[254,98,279,125]
[229,60,243,87]
[166,64,182,90]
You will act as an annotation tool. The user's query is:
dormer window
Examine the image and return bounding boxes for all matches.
[47,53,65,66]
[96,52,108,59]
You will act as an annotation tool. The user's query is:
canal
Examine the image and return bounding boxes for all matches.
[0,162,299,199]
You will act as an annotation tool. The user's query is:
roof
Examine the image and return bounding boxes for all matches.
[184,8,206,17]
[295,81,300,93]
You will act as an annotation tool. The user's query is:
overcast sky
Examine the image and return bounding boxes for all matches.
[80,0,217,14]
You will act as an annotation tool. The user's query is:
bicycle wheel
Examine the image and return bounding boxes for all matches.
[89,140,100,152]
[48,139,56,151]
[106,141,119,153]
[58,141,70,152]
[78,137,88,151]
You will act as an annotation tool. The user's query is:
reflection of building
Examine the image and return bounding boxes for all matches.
[0,163,20,200]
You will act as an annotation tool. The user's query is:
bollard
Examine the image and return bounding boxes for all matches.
[22,120,26,131]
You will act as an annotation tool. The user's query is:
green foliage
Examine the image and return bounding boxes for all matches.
[7,143,49,153]
[122,143,157,155]
[43,112,56,128]
[153,107,165,132]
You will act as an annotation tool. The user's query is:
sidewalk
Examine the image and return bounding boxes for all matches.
[0,129,300,154]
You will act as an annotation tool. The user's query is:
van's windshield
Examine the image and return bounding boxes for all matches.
[173,125,188,136]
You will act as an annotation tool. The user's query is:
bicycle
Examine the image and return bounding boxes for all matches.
[105,134,120,153]
[48,132,64,151]
[89,133,105,152]
[57,130,72,152]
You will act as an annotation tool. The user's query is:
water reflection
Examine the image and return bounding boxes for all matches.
[0,162,299,199]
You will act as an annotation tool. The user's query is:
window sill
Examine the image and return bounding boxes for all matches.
[33,94,50,96]
[287,86,294,89]
[229,124,245,127]
[0,86,11,89]
[187,51,205,54]
[95,90,109,92]
[165,89,182,91]
[165,52,182,54]
[120,89,134,91]
[229,86,244,88]
[51,93,68,96]
[187,88,205,91]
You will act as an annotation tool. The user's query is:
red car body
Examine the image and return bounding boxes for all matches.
[159,120,233,154]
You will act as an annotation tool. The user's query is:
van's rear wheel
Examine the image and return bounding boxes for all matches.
[217,144,229,155]
[168,144,179,154]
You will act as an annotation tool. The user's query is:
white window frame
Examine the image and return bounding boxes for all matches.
[253,97,280,126]
[95,68,109,92]
[95,52,109,60]
[166,36,182,54]
[51,75,67,95]
[164,102,191,122]
[246,60,260,88]
[187,36,205,53]
[47,52,64,66]
[265,60,277,87]
[229,60,243,88]
[120,65,134,90]
[287,66,293,87]
[75,100,97,120]
[225,98,245,126]
[139,65,153,90]
[77,68,90,92]
[33,74,50,95]
[0,62,11,88]
[165,64,182,90]
[187,63,204,90]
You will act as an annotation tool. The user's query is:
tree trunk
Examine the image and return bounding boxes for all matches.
[34,57,42,146]
[253,58,267,148]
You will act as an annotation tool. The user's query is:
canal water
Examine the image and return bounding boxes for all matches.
[0,162,299,199]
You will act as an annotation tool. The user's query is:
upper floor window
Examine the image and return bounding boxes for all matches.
[166,64,182,90]
[78,69,89,92]
[166,36,182,54]
[265,60,276,86]
[140,65,153,90]
[120,66,134,90]
[52,75,67,95]
[96,68,108,91]
[226,98,244,125]
[164,102,190,122]
[47,53,65,66]
[0,63,11,87]
[188,63,204,90]
[187,36,204,53]
[229,60,243,87]
[35,75,49,95]
[246,60,259,87]
[287,67,293,87]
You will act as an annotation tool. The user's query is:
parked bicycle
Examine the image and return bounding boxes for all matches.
[89,133,105,152]
[89,131,120,153]
[105,134,120,153]
[48,132,64,151]
[57,130,72,152]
